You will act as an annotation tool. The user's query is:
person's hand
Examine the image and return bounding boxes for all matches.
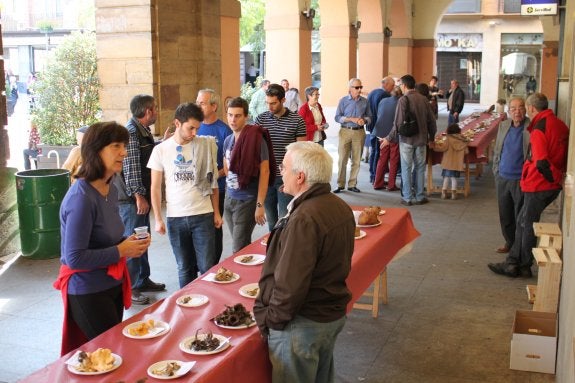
[135,194,150,215]
[163,126,175,141]
[357,118,365,126]
[454,112,459,117]
[255,206,266,226]
[155,220,166,235]
[214,213,223,229]
[117,234,151,258]
[380,138,390,149]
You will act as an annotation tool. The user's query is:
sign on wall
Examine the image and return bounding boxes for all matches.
[436,34,483,52]
[521,0,558,16]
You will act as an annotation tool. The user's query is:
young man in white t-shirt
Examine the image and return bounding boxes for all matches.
[148,103,222,288]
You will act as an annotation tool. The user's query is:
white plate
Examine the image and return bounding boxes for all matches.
[176,294,209,308]
[233,254,265,266]
[214,312,257,329]
[147,360,195,380]
[355,230,366,240]
[179,334,231,355]
[239,283,259,299]
[205,272,240,284]
[122,320,170,339]
[66,352,122,375]
[356,220,381,228]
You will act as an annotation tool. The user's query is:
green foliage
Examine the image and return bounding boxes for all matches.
[32,31,101,145]
[240,76,264,104]
[37,21,54,33]
[239,0,265,52]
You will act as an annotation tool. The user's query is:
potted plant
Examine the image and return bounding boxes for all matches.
[31,31,101,167]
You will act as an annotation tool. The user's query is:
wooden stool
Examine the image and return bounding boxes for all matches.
[531,248,562,313]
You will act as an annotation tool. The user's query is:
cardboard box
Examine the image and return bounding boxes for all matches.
[510,310,557,374]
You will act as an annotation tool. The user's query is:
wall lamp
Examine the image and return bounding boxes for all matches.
[384,26,393,37]
[302,8,316,19]
[351,20,361,30]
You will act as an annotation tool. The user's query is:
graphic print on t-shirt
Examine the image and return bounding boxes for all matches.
[173,145,195,183]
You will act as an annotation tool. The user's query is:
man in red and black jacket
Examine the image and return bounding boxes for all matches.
[489,93,569,278]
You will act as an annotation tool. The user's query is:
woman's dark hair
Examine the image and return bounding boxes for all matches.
[77,121,129,182]
[446,123,461,135]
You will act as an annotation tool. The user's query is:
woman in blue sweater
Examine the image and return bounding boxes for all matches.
[54,121,151,355]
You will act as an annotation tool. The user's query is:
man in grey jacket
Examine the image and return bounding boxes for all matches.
[492,96,530,254]
[380,74,437,205]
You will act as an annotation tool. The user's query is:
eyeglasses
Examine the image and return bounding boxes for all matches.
[352,86,363,90]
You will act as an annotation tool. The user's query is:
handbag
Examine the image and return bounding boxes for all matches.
[398,95,419,137]
[313,129,326,143]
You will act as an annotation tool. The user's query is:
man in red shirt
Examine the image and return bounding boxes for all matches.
[489,93,569,278]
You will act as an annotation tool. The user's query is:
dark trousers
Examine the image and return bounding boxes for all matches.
[68,284,124,340]
[495,176,524,249]
[506,190,560,268]
[368,136,380,182]
[215,189,225,262]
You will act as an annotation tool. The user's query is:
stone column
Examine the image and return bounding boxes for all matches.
[96,0,229,134]
[412,39,435,83]
[220,0,241,118]
[264,0,312,94]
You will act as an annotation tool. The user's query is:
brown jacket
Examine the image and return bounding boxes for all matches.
[433,133,469,172]
[254,183,355,335]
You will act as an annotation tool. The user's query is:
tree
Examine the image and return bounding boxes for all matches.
[32,31,100,145]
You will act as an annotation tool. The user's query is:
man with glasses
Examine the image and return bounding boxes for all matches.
[380,74,437,205]
[196,89,232,262]
[115,94,165,305]
[491,97,530,254]
[333,78,372,193]
[255,83,307,231]
[148,103,222,288]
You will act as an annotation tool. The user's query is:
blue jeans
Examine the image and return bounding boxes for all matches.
[399,143,426,202]
[265,176,293,231]
[118,202,150,290]
[224,196,257,253]
[268,315,346,383]
[167,213,215,288]
[448,112,459,125]
[368,135,380,183]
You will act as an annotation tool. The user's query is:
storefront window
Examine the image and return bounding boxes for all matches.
[499,33,542,100]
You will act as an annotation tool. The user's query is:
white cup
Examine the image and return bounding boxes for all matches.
[134,226,149,239]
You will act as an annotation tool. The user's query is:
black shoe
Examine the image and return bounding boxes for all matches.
[131,290,150,305]
[139,278,166,292]
[333,187,344,194]
[348,187,361,193]
[400,200,412,206]
[414,198,429,205]
[488,262,519,278]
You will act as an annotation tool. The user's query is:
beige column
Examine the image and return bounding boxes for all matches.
[357,0,388,93]
[96,0,228,134]
[264,0,312,93]
[220,0,241,117]
[412,39,435,83]
[319,0,357,106]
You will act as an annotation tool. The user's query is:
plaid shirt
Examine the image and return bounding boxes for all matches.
[122,118,150,196]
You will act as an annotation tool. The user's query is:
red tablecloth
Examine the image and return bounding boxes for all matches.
[20,208,419,383]
[429,111,506,165]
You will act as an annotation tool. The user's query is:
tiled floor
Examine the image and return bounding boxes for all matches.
[0,104,557,382]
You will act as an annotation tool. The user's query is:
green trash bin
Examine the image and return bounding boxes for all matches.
[15,169,70,259]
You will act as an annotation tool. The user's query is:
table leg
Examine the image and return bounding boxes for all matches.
[464,156,470,197]
[426,157,433,197]
[353,269,387,318]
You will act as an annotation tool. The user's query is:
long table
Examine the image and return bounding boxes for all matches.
[20,208,419,383]
[427,111,506,197]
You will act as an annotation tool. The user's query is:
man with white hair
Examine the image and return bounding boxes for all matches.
[254,141,355,383]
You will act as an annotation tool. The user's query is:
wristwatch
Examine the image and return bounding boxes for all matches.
[256,202,263,208]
